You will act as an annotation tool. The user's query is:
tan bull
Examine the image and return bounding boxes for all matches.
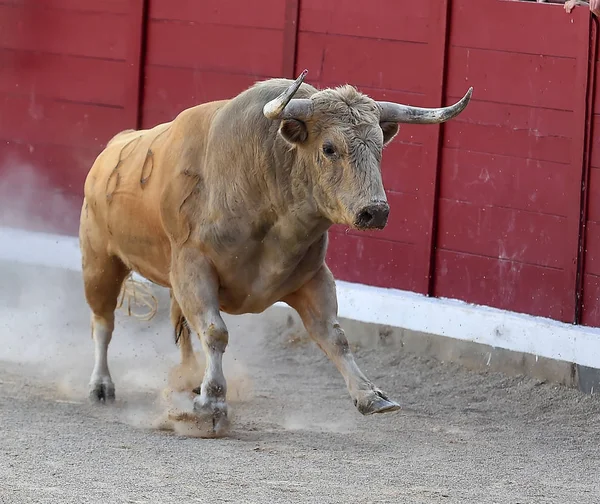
[79,70,472,436]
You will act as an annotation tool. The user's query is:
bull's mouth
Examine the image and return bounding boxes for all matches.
[352,222,388,232]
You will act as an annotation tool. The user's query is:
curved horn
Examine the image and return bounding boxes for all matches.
[263,69,313,121]
[378,87,473,124]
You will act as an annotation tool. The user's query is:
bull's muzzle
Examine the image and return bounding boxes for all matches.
[355,201,390,230]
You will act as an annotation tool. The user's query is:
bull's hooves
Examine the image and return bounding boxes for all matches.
[355,389,401,416]
[89,383,115,404]
[192,398,230,438]
[192,386,202,395]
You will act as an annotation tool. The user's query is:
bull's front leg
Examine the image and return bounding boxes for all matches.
[283,265,400,416]
[170,249,230,436]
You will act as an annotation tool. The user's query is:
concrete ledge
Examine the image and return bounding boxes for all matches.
[2,226,599,392]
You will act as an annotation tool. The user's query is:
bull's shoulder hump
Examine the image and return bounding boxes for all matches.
[172,100,230,129]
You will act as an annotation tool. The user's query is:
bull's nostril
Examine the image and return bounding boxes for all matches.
[360,211,373,224]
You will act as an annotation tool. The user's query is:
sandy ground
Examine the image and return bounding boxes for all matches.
[1,261,600,504]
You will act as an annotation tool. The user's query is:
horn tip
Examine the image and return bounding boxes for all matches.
[297,69,309,82]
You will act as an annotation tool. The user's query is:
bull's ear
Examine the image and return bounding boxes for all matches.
[279,119,308,145]
[380,121,399,146]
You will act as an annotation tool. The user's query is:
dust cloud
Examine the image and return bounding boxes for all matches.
[0,161,254,438]
[0,160,80,234]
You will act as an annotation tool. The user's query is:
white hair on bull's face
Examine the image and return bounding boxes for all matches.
[310,85,381,126]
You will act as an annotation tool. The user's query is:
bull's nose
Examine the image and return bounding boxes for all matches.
[355,202,390,230]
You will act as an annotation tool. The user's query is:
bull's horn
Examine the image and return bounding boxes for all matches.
[378,87,473,124]
[263,69,313,121]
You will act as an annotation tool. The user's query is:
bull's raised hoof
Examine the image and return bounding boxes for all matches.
[192,396,230,438]
[354,388,401,416]
[89,381,115,404]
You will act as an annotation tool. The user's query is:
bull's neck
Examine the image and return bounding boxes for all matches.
[270,142,332,235]
[204,120,332,242]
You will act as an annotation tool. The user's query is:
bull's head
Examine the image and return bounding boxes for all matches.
[263,69,472,231]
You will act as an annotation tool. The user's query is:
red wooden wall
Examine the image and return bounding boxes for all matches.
[3,0,600,329]
[0,0,143,234]
[582,14,600,326]
[436,0,591,323]
[141,0,292,128]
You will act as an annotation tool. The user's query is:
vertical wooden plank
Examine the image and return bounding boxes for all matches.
[577,17,599,324]
[421,0,450,296]
[123,0,148,129]
[282,0,300,78]
[571,13,594,323]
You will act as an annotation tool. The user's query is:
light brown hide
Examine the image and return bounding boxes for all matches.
[79,76,471,435]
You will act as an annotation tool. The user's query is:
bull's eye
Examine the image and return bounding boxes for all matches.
[322,142,336,157]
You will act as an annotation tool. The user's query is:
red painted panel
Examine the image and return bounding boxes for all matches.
[584,221,600,277]
[434,250,571,322]
[0,0,129,14]
[282,0,300,78]
[437,199,567,269]
[439,148,571,217]
[446,46,576,111]
[588,115,600,167]
[587,168,600,222]
[0,93,127,149]
[326,231,421,292]
[142,67,265,126]
[594,63,600,113]
[439,0,588,323]
[140,108,177,132]
[0,142,96,197]
[146,21,284,76]
[299,0,430,43]
[381,142,424,194]
[443,102,572,165]
[0,4,128,60]
[450,0,583,58]
[295,32,433,93]
[148,0,286,29]
[0,50,127,107]
[581,274,600,326]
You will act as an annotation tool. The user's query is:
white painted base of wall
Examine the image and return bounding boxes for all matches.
[3,226,600,369]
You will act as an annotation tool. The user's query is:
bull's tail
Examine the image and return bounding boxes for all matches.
[117,273,158,321]
[174,314,190,347]
[170,290,191,348]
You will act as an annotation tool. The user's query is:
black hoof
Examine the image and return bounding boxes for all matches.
[192,397,230,438]
[356,389,401,416]
[89,383,115,404]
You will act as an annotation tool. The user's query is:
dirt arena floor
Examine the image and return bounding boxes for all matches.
[1,261,600,503]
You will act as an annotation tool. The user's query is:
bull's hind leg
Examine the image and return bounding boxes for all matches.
[284,265,400,416]
[170,249,229,436]
[81,245,130,403]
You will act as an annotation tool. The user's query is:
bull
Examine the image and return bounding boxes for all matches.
[79,70,472,436]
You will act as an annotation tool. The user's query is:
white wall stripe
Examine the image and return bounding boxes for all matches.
[3,226,600,369]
